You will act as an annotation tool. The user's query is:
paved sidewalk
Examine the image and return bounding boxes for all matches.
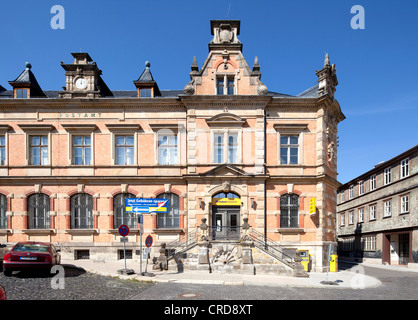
[60,259,385,289]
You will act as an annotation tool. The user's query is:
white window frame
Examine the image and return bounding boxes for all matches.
[384,167,391,185]
[210,129,242,164]
[0,126,9,166]
[349,211,354,225]
[106,124,140,166]
[215,74,236,95]
[340,191,345,203]
[359,181,364,195]
[400,158,409,179]
[369,205,376,221]
[358,208,364,223]
[400,194,409,214]
[18,124,54,166]
[370,174,376,191]
[157,133,178,165]
[340,213,345,226]
[384,200,391,217]
[349,185,354,199]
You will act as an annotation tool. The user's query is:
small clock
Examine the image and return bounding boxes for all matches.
[75,78,87,89]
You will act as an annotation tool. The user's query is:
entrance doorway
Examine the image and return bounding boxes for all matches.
[211,192,240,240]
[383,232,411,265]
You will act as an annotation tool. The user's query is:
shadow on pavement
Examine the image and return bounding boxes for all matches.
[1,264,86,279]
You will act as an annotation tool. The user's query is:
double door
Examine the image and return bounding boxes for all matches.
[212,207,240,240]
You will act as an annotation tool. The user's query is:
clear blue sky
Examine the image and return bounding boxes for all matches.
[0,0,417,184]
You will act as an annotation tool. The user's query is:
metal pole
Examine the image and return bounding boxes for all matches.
[140,231,143,274]
[123,236,127,271]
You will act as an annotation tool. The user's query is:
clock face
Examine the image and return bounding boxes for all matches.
[75,78,87,89]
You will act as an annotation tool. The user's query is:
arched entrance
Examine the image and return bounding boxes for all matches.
[211,192,240,239]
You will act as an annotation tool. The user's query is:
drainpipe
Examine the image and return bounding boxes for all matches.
[264,107,267,245]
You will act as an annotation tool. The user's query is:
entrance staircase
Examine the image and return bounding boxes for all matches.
[159,227,306,276]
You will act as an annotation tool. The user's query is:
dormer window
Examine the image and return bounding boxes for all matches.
[9,62,46,99]
[133,61,161,98]
[15,88,28,99]
[216,75,235,95]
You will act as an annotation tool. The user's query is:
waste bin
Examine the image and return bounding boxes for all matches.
[298,250,310,272]
[330,254,338,272]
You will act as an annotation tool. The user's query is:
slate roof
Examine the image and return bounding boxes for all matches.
[8,64,46,97]
[296,83,319,98]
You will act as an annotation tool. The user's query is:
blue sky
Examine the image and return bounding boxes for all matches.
[0,0,417,184]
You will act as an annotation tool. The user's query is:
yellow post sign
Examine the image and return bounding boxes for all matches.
[211,198,241,206]
[309,198,316,215]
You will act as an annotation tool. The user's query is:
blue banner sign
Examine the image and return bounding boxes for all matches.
[125,198,169,213]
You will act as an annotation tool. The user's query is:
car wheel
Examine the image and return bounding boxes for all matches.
[3,269,12,277]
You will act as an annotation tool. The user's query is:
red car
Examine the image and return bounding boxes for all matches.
[2,241,61,276]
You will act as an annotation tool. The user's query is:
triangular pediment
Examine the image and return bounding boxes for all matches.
[200,164,251,177]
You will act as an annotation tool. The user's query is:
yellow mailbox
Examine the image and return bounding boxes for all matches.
[330,254,338,272]
[298,250,311,272]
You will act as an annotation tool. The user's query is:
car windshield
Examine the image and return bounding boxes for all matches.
[13,244,49,253]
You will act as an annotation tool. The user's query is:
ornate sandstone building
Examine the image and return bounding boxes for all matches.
[0,20,345,274]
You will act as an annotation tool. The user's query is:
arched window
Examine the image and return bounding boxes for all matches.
[28,193,50,229]
[280,194,299,228]
[156,193,179,229]
[113,193,136,229]
[0,194,7,229]
[213,192,239,199]
[71,193,93,229]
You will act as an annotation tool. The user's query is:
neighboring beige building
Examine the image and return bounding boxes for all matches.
[0,20,344,274]
[337,145,418,268]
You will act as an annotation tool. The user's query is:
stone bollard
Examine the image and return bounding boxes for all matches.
[153,242,168,271]
[293,250,309,277]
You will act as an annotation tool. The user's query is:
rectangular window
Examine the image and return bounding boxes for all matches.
[216,76,235,95]
[216,77,224,95]
[370,174,376,191]
[16,88,28,98]
[349,211,354,225]
[73,136,91,165]
[0,136,5,165]
[280,135,298,165]
[213,132,240,164]
[214,133,224,163]
[30,135,48,165]
[226,78,234,95]
[384,200,391,217]
[340,192,345,203]
[384,167,391,185]
[363,236,376,251]
[139,88,152,98]
[359,181,364,195]
[340,213,345,226]
[228,133,238,163]
[115,135,134,165]
[158,134,177,165]
[349,185,354,199]
[358,208,364,223]
[369,205,376,221]
[400,195,409,214]
[400,158,409,178]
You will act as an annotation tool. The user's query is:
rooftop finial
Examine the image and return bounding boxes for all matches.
[25,62,32,70]
[324,53,330,67]
[145,61,151,68]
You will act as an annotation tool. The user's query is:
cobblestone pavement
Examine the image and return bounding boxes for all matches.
[1,263,417,301]
[132,264,418,300]
[0,264,154,300]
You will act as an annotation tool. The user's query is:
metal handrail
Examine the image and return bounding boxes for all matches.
[248,228,295,268]
[165,229,199,260]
